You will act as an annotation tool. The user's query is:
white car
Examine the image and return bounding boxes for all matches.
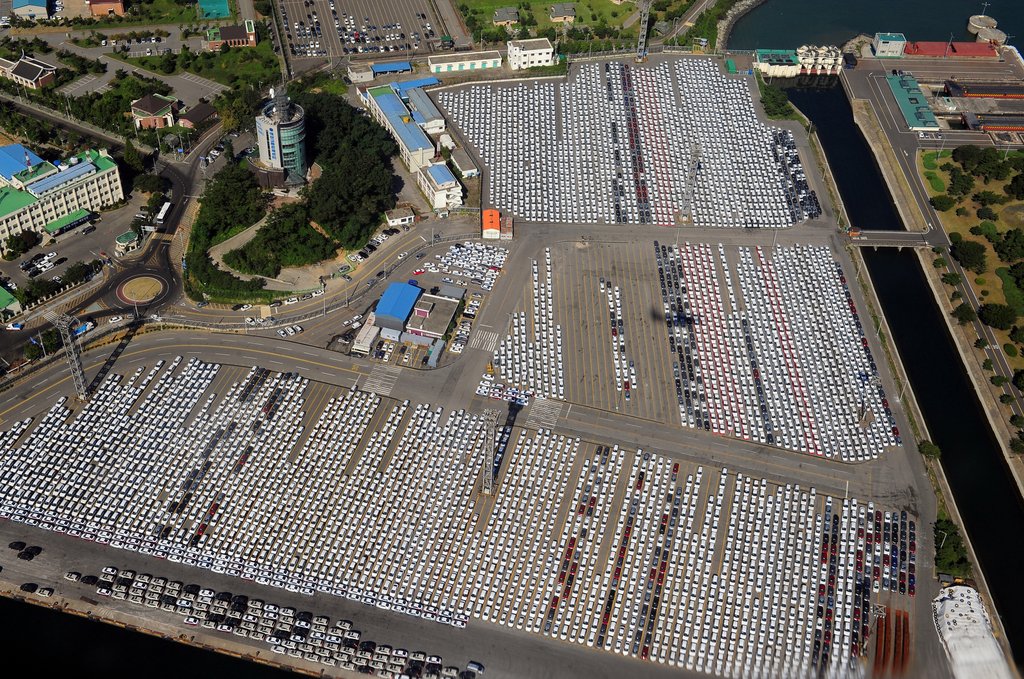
[108,316,123,324]
[244,317,256,326]
[284,297,299,305]
[290,325,303,334]
[239,304,252,311]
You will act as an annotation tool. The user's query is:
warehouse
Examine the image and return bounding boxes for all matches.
[417,163,463,212]
[962,112,1024,132]
[375,282,423,332]
[12,0,47,20]
[904,41,997,58]
[372,61,413,77]
[451,148,479,178]
[885,74,939,131]
[405,293,459,339]
[428,51,502,74]
[482,208,500,239]
[507,38,556,70]
[945,80,1024,99]
[407,88,446,135]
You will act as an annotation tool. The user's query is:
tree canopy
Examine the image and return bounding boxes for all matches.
[224,203,336,278]
[291,89,397,249]
[950,239,987,273]
[978,303,1018,331]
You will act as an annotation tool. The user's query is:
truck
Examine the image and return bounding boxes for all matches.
[71,321,95,337]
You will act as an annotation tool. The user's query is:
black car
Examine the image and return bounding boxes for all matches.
[20,583,37,592]
[80,575,99,585]
[25,545,42,556]
[8,540,25,550]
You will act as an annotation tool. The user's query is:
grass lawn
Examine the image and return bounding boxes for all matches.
[924,170,945,192]
[316,78,349,96]
[460,0,636,32]
[917,151,1024,371]
[921,149,951,171]
[997,267,1024,314]
[90,0,210,28]
[116,41,280,87]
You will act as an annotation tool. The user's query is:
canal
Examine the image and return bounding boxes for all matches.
[785,80,1024,663]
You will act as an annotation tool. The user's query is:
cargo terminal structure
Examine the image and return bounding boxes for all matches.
[0,144,122,248]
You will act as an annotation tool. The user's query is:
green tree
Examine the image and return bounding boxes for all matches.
[941,272,962,286]
[977,206,999,222]
[979,303,1018,330]
[1014,369,1024,391]
[951,239,987,273]
[952,303,977,324]
[992,374,1009,387]
[930,194,956,211]
[918,440,941,458]
[995,229,1024,262]
[1010,414,1024,428]
[123,139,144,173]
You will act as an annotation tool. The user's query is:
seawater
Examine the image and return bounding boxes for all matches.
[729,0,1024,50]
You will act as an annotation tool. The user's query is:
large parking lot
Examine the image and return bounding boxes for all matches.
[279,0,441,60]
[480,239,901,462]
[0,354,920,675]
[436,58,822,226]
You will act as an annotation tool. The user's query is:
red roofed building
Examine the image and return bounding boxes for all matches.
[903,41,998,58]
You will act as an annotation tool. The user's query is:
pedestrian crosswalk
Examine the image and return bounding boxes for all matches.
[525,397,563,429]
[469,330,500,354]
[362,365,401,397]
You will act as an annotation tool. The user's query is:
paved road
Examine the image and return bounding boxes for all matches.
[842,56,1024,432]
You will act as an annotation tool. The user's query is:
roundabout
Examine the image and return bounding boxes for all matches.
[115,273,170,308]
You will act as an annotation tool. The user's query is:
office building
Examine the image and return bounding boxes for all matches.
[507,38,556,70]
[255,87,307,185]
[0,145,124,248]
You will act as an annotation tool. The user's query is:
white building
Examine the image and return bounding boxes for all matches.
[451,148,479,178]
[417,163,462,211]
[873,32,906,58]
[932,586,1013,679]
[363,85,434,172]
[0,145,123,248]
[407,88,446,135]
[507,38,556,70]
[428,51,502,75]
[385,207,415,228]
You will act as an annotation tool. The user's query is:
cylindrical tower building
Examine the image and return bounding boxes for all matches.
[255,87,307,184]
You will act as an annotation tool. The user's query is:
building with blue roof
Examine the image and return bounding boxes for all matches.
[0,146,123,253]
[0,145,44,184]
[375,282,423,331]
[391,78,440,100]
[372,61,412,76]
[406,88,445,134]
[417,162,462,212]
[12,0,48,19]
[365,85,434,171]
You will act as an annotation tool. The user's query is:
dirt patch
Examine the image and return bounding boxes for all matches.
[1001,204,1024,228]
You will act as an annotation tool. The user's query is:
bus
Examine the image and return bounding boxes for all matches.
[155,201,172,225]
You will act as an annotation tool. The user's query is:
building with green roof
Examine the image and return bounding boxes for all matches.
[0,145,122,252]
[885,74,939,131]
